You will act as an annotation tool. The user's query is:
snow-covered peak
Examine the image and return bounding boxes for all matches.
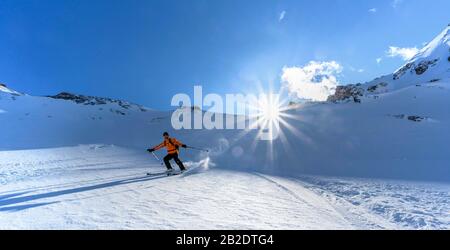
[0,83,22,96]
[410,25,450,62]
[392,26,450,83]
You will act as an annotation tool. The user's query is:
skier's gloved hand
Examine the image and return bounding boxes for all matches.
[147,148,155,152]
[181,144,187,148]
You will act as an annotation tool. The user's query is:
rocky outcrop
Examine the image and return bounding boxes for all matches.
[393,63,414,80]
[388,114,429,122]
[327,84,364,103]
[393,59,439,80]
[414,59,439,75]
[49,92,147,112]
[407,115,427,122]
[327,82,389,103]
[50,92,107,105]
[367,82,388,93]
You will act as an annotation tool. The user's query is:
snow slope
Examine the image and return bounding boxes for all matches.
[1,145,447,229]
[0,145,354,229]
[0,145,450,229]
[0,27,449,229]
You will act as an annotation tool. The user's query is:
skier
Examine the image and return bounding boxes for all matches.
[147,132,187,174]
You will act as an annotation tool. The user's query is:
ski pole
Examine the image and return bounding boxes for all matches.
[186,146,209,152]
[150,151,164,165]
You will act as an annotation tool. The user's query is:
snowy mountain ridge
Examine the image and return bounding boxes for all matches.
[410,25,450,64]
[390,26,450,86]
[48,92,150,113]
[328,26,450,103]
[0,83,22,96]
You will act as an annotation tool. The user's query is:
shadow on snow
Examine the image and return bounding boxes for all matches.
[0,174,169,212]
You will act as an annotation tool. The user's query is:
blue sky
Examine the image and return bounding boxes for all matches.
[0,0,449,109]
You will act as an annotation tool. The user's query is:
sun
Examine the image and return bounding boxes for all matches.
[258,94,282,122]
[248,93,286,141]
[230,86,312,164]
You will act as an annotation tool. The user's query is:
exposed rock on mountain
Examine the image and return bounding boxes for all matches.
[48,92,148,112]
[327,84,364,103]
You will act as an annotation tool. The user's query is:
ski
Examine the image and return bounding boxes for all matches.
[166,165,201,176]
[145,159,202,177]
[166,171,183,176]
[145,169,184,177]
[146,171,167,176]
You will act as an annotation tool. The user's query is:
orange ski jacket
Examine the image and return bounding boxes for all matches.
[153,137,184,154]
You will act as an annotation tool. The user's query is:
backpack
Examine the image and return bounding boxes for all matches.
[166,138,179,150]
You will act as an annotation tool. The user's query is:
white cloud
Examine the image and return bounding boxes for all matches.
[368,8,377,13]
[279,11,286,21]
[281,61,342,102]
[376,58,383,64]
[386,46,419,61]
[357,69,365,73]
[392,0,403,8]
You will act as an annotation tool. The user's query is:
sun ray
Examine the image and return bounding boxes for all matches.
[229,85,316,166]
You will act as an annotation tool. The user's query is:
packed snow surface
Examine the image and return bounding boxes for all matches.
[0,145,448,229]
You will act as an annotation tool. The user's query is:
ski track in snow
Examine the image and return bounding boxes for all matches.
[0,145,448,229]
[295,176,450,229]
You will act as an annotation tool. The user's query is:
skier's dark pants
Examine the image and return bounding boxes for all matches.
[163,153,186,170]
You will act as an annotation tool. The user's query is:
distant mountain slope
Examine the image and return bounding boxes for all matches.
[48,92,149,113]
[0,83,22,96]
[328,26,450,103]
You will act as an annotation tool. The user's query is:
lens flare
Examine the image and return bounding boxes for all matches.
[248,92,287,141]
[228,84,313,166]
[260,94,281,122]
